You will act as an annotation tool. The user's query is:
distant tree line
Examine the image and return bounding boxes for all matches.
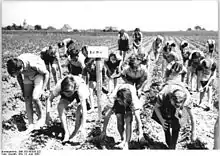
[187,25,206,31]
[2,23,55,30]
[103,26,118,32]
[2,23,120,32]
[2,23,23,30]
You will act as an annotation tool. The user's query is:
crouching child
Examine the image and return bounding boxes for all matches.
[45,75,90,143]
[152,80,196,149]
[7,53,49,132]
[100,84,145,150]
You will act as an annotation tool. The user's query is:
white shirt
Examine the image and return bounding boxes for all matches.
[52,75,90,99]
[118,32,129,40]
[108,84,143,111]
[62,38,72,46]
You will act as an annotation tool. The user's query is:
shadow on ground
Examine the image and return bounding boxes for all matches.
[2,112,27,132]
[31,121,65,141]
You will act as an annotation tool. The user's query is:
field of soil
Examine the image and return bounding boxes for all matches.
[1,32,219,152]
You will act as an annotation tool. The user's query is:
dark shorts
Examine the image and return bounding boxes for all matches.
[200,81,208,87]
[183,57,189,64]
[124,74,141,86]
[41,52,58,66]
[44,58,58,66]
[154,50,159,54]
[119,40,129,51]
[106,70,113,78]
[89,75,96,82]
[68,64,83,75]
[60,92,91,110]
[112,100,132,115]
[89,69,106,82]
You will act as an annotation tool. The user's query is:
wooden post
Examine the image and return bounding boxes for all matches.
[87,46,108,124]
[214,116,220,149]
[96,58,102,122]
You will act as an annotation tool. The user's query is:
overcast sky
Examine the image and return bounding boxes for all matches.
[2,0,218,31]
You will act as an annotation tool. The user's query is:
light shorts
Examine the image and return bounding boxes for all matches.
[23,75,44,99]
[23,74,44,85]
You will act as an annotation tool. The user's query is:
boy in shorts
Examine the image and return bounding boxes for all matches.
[7,53,49,131]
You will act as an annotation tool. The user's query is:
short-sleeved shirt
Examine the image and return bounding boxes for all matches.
[157,81,192,109]
[156,81,192,121]
[188,51,205,69]
[118,32,129,40]
[121,65,147,87]
[108,84,143,112]
[62,38,73,48]
[18,53,48,80]
[197,58,216,81]
[52,75,90,102]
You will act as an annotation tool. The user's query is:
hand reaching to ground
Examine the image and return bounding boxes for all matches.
[191,131,196,142]
[138,133,146,142]
[80,129,87,141]
[161,119,169,131]
[45,113,53,125]
[99,131,106,140]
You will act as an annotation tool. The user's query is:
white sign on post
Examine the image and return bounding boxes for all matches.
[87,46,109,59]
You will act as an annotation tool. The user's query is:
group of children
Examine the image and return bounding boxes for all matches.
[6,32,219,149]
